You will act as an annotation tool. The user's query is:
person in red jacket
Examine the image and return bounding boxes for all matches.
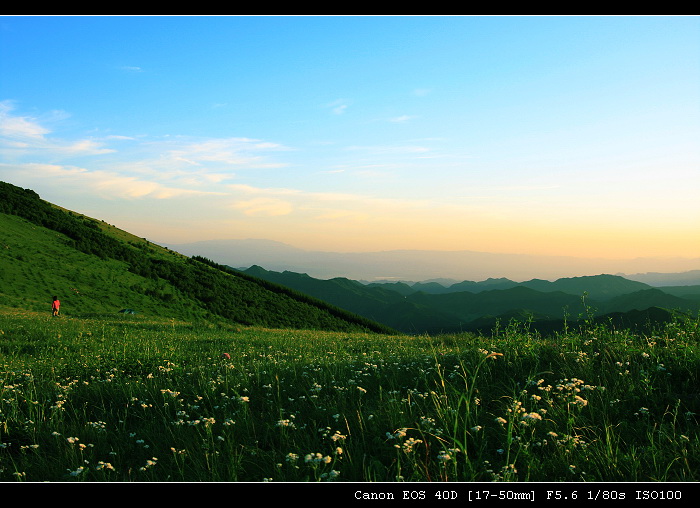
[52,296,60,317]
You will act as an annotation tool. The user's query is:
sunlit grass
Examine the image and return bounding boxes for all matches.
[0,308,697,482]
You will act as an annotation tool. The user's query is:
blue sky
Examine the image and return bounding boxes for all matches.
[1,15,699,265]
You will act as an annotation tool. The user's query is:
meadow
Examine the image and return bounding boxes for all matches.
[0,307,698,482]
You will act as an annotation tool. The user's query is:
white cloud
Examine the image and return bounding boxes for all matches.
[325,99,350,115]
[0,100,50,139]
[344,144,430,154]
[0,101,115,156]
[232,197,295,217]
[61,139,115,155]
[0,162,221,201]
[389,115,413,123]
[150,137,292,174]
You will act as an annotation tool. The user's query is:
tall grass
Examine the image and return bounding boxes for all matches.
[0,308,697,482]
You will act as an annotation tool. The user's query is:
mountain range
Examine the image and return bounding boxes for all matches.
[239,265,700,335]
[163,238,700,284]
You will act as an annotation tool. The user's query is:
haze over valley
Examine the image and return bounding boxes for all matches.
[163,238,700,283]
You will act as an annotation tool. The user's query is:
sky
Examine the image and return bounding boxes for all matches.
[1,15,699,267]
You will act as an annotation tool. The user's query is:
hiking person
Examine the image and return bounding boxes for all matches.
[52,296,60,317]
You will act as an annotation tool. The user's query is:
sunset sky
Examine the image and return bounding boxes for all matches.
[1,16,699,265]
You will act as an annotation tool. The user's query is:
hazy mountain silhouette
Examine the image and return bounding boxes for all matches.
[163,238,700,282]
[622,270,700,286]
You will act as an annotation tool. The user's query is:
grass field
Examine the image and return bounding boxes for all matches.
[0,307,698,482]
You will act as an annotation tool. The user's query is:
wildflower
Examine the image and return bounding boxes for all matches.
[238,396,250,403]
[305,452,332,464]
[522,412,542,423]
[321,470,340,481]
[386,428,408,440]
[66,437,79,445]
[87,421,107,431]
[495,417,507,425]
[437,448,459,462]
[222,353,231,359]
[330,430,346,441]
[139,457,158,471]
[399,438,423,453]
[573,395,588,407]
[96,461,115,471]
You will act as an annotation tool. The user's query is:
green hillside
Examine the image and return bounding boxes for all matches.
[0,181,396,334]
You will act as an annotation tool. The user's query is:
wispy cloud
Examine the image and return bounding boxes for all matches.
[0,162,221,200]
[325,99,350,115]
[0,100,114,156]
[0,101,49,139]
[159,137,291,169]
[232,197,295,217]
[1,102,296,198]
[388,115,414,123]
[344,144,430,154]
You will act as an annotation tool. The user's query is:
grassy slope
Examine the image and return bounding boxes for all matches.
[0,181,395,334]
[0,213,206,319]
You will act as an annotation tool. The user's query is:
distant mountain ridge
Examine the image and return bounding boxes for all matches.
[621,270,700,287]
[164,238,700,283]
[239,265,700,335]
